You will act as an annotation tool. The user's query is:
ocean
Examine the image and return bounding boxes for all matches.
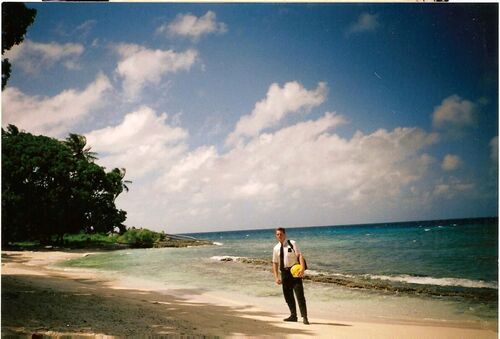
[60,218,498,328]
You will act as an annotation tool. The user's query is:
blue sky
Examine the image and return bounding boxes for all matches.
[2,3,498,233]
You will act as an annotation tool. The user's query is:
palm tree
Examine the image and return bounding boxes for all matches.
[109,167,132,199]
[117,167,132,193]
[64,134,97,162]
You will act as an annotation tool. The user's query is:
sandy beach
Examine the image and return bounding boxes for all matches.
[1,250,497,338]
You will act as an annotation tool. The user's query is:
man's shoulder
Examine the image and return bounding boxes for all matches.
[273,242,281,250]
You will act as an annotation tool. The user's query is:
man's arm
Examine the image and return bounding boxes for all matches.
[292,240,306,278]
[297,254,306,278]
[273,262,282,285]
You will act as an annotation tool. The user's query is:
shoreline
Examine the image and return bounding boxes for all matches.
[2,250,498,338]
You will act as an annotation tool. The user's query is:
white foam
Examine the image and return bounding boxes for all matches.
[306,270,355,279]
[212,242,224,246]
[210,255,240,261]
[303,269,322,276]
[369,274,498,289]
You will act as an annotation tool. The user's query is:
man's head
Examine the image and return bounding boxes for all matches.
[275,227,286,243]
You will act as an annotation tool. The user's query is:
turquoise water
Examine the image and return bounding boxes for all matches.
[61,218,498,326]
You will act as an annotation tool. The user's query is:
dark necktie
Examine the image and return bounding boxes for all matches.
[279,243,284,271]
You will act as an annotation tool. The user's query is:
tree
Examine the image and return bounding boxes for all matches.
[2,126,130,245]
[64,134,97,161]
[2,2,37,90]
[2,127,74,243]
[107,167,132,197]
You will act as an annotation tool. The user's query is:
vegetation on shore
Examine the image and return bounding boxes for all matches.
[8,228,212,250]
[2,126,129,246]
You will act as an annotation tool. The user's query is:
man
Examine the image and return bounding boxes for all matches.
[272,227,309,325]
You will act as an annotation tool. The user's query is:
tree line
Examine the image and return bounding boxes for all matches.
[2,125,130,246]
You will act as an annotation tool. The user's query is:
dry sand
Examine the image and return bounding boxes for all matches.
[1,250,498,338]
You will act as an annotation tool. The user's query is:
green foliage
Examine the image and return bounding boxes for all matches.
[2,125,129,245]
[2,2,37,89]
[64,134,97,161]
[118,228,165,248]
[62,232,120,248]
[8,240,40,250]
[2,59,11,90]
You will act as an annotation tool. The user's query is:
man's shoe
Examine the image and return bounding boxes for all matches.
[283,315,298,322]
[303,317,310,325]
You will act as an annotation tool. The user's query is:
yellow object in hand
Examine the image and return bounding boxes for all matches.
[291,264,303,278]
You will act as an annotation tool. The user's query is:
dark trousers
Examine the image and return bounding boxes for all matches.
[281,269,307,318]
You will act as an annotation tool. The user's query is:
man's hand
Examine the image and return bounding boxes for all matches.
[275,278,282,285]
[296,268,305,278]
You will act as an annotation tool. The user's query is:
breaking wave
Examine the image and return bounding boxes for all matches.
[368,274,498,289]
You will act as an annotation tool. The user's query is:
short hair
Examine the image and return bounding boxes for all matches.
[275,227,286,233]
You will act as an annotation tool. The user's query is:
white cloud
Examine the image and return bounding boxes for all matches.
[226,81,328,146]
[433,184,450,196]
[347,13,380,36]
[86,106,189,178]
[131,110,439,232]
[432,95,478,130]
[158,11,227,41]
[75,20,97,38]
[4,39,84,74]
[433,178,475,199]
[114,43,198,99]
[2,73,111,137]
[441,154,462,171]
[87,79,444,232]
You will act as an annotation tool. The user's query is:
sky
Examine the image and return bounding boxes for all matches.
[2,3,498,234]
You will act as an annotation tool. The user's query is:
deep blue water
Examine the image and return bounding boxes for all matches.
[187,218,498,286]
